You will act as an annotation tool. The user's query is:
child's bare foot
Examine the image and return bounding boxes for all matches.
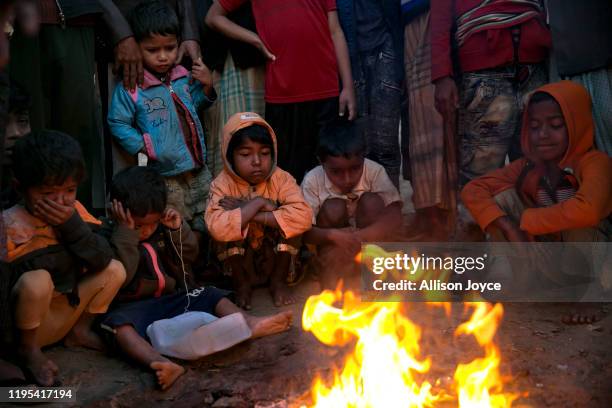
[18,347,59,386]
[235,284,253,310]
[270,283,295,307]
[150,361,185,390]
[246,310,293,339]
[64,326,106,351]
[562,304,604,325]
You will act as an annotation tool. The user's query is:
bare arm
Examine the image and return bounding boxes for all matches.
[486,216,532,242]
[356,202,402,242]
[239,197,270,229]
[303,226,338,245]
[205,1,275,60]
[252,211,280,228]
[328,10,356,120]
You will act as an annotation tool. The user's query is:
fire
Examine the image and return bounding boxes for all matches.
[453,303,519,408]
[301,291,519,408]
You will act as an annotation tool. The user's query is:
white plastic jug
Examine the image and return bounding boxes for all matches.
[146,312,252,360]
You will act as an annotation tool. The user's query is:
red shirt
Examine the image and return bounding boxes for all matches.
[430,0,551,82]
[219,0,339,103]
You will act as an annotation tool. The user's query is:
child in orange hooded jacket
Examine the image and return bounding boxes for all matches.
[205,113,313,310]
[462,81,612,243]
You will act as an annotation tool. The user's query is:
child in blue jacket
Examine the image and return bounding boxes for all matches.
[108,0,216,236]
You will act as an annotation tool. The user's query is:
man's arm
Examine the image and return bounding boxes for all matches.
[430,0,458,119]
[98,0,143,90]
[328,10,356,120]
[205,0,276,61]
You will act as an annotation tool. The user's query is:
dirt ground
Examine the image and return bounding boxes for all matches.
[6,182,612,408]
[7,279,611,408]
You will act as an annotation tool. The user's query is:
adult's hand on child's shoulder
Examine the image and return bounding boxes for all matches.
[34,198,75,226]
[110,199,135,230]
[161,208,182,230]
[114,37,143,91]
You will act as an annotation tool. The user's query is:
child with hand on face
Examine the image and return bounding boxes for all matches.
[107,0,216,237]
[205,113,312,310]
[100,166,293,391]
[4,131,126,387]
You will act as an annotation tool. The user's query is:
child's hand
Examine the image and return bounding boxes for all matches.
[191,58,213,88]
[257,197,277,212]
[161,208,182,230]
[110,199,135,229]
[329,229,361,256]
[219,197,247,210]
[34,198,75,226]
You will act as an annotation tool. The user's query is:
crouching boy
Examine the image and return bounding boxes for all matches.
[301,121,403,289]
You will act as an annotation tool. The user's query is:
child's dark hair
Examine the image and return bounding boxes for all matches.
[128,0,180,42]
[529,91,556,106]
[12,130,85,190]
[226,124,274,166]
[110,166,167,218]
[9,81,30,114]
[317,121,366,161]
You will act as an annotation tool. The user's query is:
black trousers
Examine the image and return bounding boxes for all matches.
[265,96,338,183]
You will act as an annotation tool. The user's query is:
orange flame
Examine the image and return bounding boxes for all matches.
[302,293,519,408]
[453,303,519,408]
[302,289,438,407]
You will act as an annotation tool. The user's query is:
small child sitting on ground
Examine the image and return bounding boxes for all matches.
[100,166,293,390]
[301,121,403,289]
[205,112,312,310]
[107,0,215,237]
[461,80,612,323]
[4,131,126,386]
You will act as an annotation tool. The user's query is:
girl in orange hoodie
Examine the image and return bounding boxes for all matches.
[205,113,312,310]
[462,81,612,243]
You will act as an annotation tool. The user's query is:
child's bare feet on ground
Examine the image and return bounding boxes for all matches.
[17,347,59,386]
[270,283,295,307]
[246,310,293,339]
[64,326,106,351]
[150,361,185,390]
[235,284,253,310]
[562,304,605,325]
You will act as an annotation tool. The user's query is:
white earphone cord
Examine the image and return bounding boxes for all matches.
[168,223,190,313]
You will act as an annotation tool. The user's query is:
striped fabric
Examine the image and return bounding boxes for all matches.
[535,176,577,207]
[404,12,458,215]
[455,0,544,46]
[203,54,266,177]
